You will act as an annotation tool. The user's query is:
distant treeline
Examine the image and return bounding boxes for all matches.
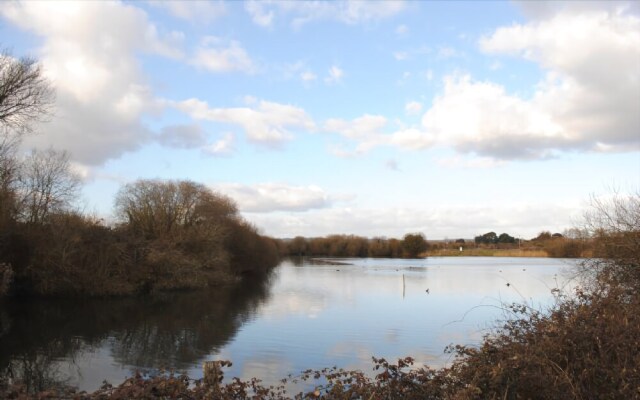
[279,233,429,258]
[468,230,593,258]
[279,229,595,259]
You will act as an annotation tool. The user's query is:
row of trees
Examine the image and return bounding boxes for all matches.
[282,233,428,259]
[474,231,517,245]
[0,51,279,297]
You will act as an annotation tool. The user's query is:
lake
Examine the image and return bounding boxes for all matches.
[0,257,579,392]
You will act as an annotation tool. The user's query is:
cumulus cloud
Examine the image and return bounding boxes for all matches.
[215,183,331,212]
[475,9,640,156]
[244,0,406,29]
[190,36,256,73]
[0,1,182,165]
[421,74,570,159]
[324,8,640,161]
[175,98,315,146]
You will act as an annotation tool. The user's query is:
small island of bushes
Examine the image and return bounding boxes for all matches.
[0,176,280,297]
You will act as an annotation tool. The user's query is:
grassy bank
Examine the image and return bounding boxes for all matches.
[426,248,549,257]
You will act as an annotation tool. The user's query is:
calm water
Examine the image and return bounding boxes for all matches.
[0,257,578,392]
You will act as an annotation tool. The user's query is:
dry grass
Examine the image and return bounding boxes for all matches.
[426,248,549,257]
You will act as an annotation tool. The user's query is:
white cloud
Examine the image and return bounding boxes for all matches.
[325,65,344,84]
[0,1,182,165]
[388,128,432,150]
[190,36,256,73]
[324,115,432,154]
[203,132,235,156]
[405,101,422,115]
[175,98,315,146]
[475,9,640,156]
[215,183,331,212]
[246,202,583,239]
[325,114,387,140]
[245,0,406,29]
[325,9,640,161]
[149,0,226,23]
[421,74,568,159]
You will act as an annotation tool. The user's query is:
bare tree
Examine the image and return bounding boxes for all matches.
[0,131,20,225]
[0,51,54,133]
[581,190,640,290]
[17,149,80,224]
[114,179,237,238]
[0,49,55,226]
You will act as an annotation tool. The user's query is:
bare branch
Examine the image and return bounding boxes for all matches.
[0,50,54,134]
[16,149,80,224]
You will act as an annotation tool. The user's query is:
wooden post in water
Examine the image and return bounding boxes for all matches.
[402,273,405,299]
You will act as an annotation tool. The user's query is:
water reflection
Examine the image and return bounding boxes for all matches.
[200,257,576,389]
[0,275,273,391]
[0,258,578,393]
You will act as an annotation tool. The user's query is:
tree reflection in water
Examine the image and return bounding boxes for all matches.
[0,273,273,392]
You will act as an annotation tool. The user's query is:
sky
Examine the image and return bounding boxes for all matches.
[1,0,639,239]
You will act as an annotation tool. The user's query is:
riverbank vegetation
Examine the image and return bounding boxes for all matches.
[0,175,280,297]
[2,192,637,399]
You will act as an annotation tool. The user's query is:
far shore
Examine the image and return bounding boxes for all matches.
[425,248,551,257]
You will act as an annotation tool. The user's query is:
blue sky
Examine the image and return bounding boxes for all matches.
[1,0,638,239]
